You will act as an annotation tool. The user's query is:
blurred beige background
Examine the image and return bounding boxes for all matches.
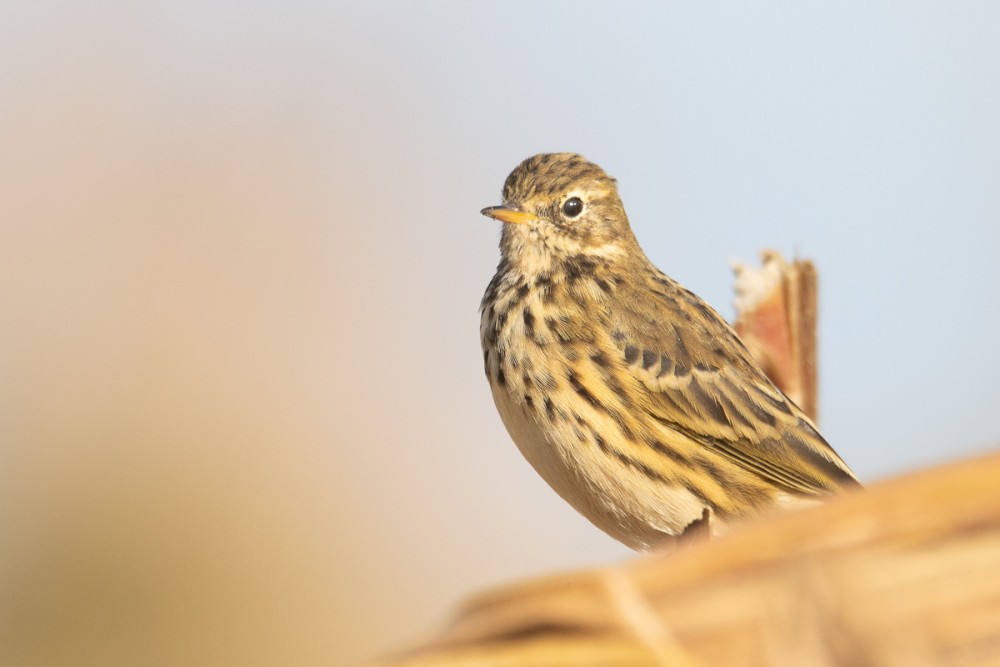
[2,3,998,665]
[0,6,630,664]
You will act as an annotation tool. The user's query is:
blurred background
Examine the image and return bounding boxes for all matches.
[1,2,998,664]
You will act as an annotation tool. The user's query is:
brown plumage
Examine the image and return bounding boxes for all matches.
[480,153,859,549]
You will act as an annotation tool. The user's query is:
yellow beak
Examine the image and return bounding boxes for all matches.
[480,205,540,225]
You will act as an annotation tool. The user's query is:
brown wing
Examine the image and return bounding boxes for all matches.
[614,271,859,496]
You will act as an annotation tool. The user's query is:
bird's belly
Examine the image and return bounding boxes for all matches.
[489,380,707,549]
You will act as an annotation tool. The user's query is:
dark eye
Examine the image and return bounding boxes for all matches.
[562,196,583,218]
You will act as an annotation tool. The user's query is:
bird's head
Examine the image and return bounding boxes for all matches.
[482,153,640,271]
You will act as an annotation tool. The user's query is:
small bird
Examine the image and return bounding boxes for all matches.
[479,153,859,549]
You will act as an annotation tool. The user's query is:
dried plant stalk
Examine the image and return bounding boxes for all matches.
[375,452,1000,666]
[733,250,819,420]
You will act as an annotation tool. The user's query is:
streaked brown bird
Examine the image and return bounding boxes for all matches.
[479,153,859,549]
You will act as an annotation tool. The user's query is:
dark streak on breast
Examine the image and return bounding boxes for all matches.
[567,371,601,409]
[543,396,557,421]
[522,307,535,337]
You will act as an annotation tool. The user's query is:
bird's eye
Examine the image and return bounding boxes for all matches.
[562,197,584,218]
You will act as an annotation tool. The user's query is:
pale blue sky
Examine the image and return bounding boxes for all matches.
[2,2,998,663]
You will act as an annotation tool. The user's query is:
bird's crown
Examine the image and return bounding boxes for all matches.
[501,153,617,206]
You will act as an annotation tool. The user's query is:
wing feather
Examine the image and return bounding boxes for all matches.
[615,271,859,496]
